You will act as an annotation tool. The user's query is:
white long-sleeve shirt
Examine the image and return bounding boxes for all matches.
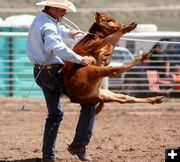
[26,11,82,65]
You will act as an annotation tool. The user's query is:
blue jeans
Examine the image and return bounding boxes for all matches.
[34,66,96,158]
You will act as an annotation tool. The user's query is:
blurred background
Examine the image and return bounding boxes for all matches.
[0,0,180,31]
[0,0,180,98]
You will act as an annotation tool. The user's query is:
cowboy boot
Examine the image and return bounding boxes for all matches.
[68,144,92,161]
[42,155,55,162]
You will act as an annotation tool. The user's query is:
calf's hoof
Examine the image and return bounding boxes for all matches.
[148,96,164,104]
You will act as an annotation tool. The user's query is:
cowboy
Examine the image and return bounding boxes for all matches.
[26,0,96,161]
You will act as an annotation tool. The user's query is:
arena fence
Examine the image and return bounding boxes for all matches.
[0,32,180,98]
[0,32,43,97]
[108,38,180,97]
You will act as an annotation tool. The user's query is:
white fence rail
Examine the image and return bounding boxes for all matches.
[0,32,180,98]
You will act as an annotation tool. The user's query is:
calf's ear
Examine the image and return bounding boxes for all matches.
[95,12,101,23]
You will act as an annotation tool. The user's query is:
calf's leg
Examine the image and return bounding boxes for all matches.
[91,52,152,78]
[99,89,163,104]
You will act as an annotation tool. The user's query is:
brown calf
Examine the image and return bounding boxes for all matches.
[62,12,163,114]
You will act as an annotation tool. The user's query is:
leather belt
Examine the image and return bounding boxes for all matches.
[34,64,64,70]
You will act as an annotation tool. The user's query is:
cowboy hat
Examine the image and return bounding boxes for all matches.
[36,0,76,12]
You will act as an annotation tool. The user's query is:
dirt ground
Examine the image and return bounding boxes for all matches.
[0,97,180,162]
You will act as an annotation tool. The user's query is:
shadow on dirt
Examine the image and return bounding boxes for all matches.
[0,158,42,162]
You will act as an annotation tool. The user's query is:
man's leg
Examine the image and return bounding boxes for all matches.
[68,103,96,161]
[41,87,63,161]
[34,68,64,161]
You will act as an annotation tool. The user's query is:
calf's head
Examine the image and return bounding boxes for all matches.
[73,12,136,66]
[89,12,125,37]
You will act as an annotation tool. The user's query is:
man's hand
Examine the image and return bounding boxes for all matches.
[81,56,93,65]
[68,29,84,39]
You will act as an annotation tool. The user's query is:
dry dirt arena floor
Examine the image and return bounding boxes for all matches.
[0,97,180,162]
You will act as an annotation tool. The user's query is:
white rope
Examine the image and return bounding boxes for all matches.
[121,37,180,44]
[62,22,75,30]
[61,17,96,36]
[62,17,80,31]
[21,65,45,110]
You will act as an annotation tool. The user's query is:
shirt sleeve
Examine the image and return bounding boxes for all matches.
[58,25,70,37]
[42,24,82,64]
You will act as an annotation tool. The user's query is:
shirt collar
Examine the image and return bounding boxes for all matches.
[40,11,58,24]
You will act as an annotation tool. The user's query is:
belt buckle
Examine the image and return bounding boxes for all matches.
[38,65,41,69]
[46,65,52,69]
